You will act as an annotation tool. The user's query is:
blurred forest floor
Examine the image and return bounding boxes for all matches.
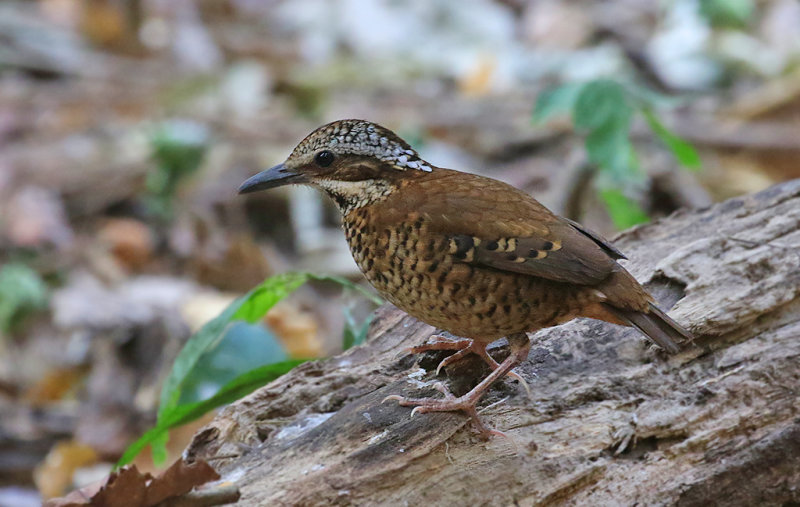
[0,0,799,504]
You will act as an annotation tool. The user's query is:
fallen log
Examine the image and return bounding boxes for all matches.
[187,180,800,506]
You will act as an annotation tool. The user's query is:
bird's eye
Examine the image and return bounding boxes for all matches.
[314,150,335,167]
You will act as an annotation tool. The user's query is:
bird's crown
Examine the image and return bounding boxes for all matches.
[289,119,433,172]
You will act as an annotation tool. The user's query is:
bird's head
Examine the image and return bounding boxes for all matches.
[238,119,433,213]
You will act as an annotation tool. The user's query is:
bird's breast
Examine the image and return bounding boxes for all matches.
[342,208,589,340]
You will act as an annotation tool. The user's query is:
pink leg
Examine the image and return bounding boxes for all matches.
[410,335,531,397]
[386,333,532,438]
[409,336,474,358]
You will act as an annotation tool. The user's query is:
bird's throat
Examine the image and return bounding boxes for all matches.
[315,178,395,215]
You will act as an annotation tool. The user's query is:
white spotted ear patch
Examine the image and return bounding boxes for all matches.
[292,120,434,172]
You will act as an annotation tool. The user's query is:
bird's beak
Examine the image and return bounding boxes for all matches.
[238,163,306,194]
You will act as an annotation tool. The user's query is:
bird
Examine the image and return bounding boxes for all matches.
[238,119,693,438]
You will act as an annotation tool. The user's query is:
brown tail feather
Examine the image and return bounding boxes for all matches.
[605,302,692,354]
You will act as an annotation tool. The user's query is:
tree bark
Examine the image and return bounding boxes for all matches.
[186,180,800,506]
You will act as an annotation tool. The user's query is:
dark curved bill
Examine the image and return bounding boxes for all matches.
[238,164,305,194]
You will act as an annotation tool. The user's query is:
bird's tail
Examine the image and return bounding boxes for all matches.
[605,302,692,354]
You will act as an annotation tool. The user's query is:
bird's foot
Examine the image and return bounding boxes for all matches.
[383,382,501,439]
[410,336,531,397]
[385,335,531,439]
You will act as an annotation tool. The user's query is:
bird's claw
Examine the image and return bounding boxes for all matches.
[487,428,509,440]
[410,406,427,418]
[507,370,532,399]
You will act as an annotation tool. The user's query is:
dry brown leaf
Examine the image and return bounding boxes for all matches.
[458,57,496,97]
[34,441,98,500]
[90,465,149,507]
[98,218,156,271]
[143,459,220,505]
[24,366,87,405]
[44,459,220,507]
[79,0,141,53]
[191,234,272,292]
[265,302,322,358]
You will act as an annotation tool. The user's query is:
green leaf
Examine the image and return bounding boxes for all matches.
[121,271,379,467]
[573,80,630,131]
[623,81,683,109]
[343,310,376,351]
[150,431,168,466]
[177,322,287,406]
[584,115,640,181]
[117,359,305,467]
[532,83,585,124]
[232,272,312,323]
[117,426,170,469]
[178,359,307,414]
[699,0,753,29]
[157,272,310,422]
[146,120,209,221]
[642,109,701,171]
[0,263,48,334]
[598,188,650,229]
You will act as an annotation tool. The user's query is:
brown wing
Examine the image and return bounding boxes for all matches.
[388,169,621,285]
[562,217,627,260]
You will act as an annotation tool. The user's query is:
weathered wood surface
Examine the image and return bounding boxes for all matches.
[187,180,800,506]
